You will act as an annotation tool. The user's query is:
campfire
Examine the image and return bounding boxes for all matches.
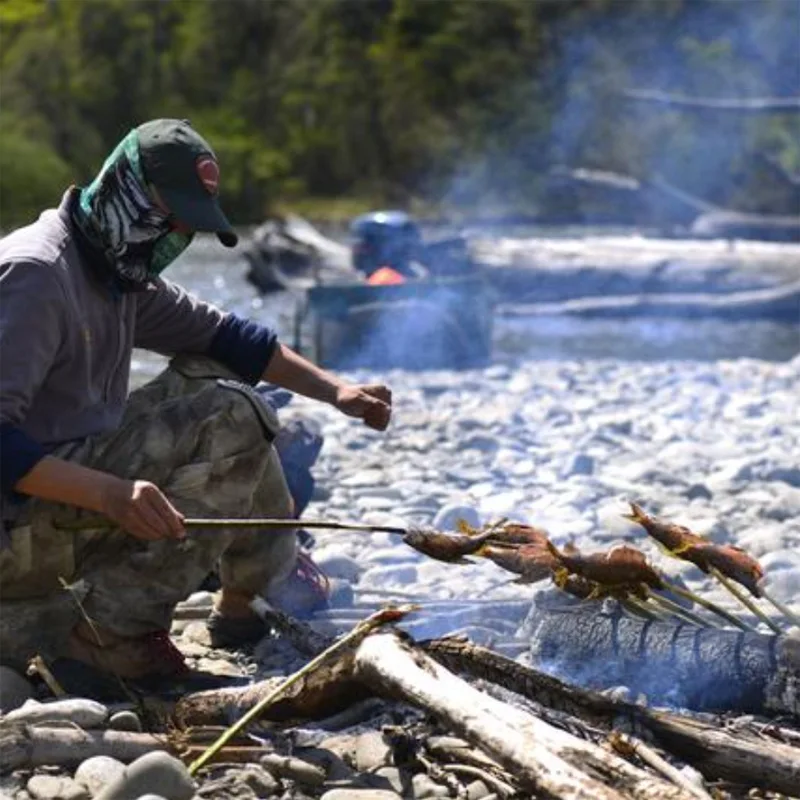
[2,503,798,798]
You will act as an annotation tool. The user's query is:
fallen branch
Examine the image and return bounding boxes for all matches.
[355,632,694,799]
[0,724,169,772]
[608,731,713,800]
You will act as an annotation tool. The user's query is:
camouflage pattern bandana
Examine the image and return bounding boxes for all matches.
[74,130,194,290]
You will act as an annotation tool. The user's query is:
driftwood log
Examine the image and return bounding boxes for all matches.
[169,625,800,796]
[425,636,800,796]
[354,632,694,800]
[7,621,800,796]
[523,602,800,718]
[171,653,363,728]
[0,725,170,771]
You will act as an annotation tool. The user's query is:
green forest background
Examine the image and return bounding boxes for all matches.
[1,0,798,230]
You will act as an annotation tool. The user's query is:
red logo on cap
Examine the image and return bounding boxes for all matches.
[196,156,219,194]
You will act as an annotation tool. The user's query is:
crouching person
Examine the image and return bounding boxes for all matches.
[0,119,392,683]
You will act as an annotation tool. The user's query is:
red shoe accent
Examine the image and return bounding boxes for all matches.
[294,551,331,608]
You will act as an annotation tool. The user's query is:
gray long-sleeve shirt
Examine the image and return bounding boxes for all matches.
[0,189,277,499]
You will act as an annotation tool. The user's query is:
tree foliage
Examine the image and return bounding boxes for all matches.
[1,0,797,229]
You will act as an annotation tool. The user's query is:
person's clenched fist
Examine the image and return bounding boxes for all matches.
[334,383,392,431]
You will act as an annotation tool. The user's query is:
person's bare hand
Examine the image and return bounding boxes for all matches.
[335,383,392,431]
[101,478,186,541]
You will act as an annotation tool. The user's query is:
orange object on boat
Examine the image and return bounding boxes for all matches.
[367,266,406,285]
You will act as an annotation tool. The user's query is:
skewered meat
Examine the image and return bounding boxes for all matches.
[626,502,764,596]
[402,526,495,563]
[481,542,558,584]
[486,523,551,547]
[546,541,665,591]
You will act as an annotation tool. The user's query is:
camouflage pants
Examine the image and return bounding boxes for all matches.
[0,355,296,667]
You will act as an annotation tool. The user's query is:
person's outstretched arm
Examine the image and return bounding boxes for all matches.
[262,343,392,431]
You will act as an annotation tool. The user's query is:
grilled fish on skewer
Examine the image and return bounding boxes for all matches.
[546,541,665,591]
[481,542,558,584]
[485,522,551,547]
[402,526,496,563]
[626,502,764,596]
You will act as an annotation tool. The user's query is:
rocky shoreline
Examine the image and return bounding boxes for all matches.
[3,333,800,799]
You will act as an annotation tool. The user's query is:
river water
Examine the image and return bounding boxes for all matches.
[131,233,800,385]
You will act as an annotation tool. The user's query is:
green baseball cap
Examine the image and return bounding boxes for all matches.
[136,119,238,247]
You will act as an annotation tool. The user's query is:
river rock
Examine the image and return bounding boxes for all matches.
[180,591,215,609]
[107,710,142,732]
[370,767,405,794]
[26,776,89,800]
[353,731,392,772]
[93,751,195,800]
[0,666,33,713]
[237,764,279,795]
[411,773,450,798]
[329,578,355,607]
[465,779,493,800]
[315,554,363,582]
[358,563,418,588]
[432,503,480,531]
[340,469,385,488]
[74,756,126,795]
[6,698,108,728]
[321,790,401,800]
[563,452,595,477]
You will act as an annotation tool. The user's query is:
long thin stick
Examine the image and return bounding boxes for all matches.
[185,518,408,534]
[646,593,716,629]
[708,567,783,634]
[57,516,408,536]
[663,581,757,633]
[27,655,67,698]
[187,604,416,776]
[622,597,664,622]
[609,731,713,800]
[759,586,800,628]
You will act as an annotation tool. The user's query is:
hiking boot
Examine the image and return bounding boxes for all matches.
[206,608,267,649]
[207,552,332,649]
[66,620,188,680]
[267,550,331,619]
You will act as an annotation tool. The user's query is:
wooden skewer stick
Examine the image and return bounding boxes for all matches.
[646,593,715,629]
[57,516,408,535]
[663,581,757,633]
[622,597,665,622]
[708,567,783,634]
[27,655,67,699]
[758,584,800,629]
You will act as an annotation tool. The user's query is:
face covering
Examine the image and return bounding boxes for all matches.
[73,130,194,290]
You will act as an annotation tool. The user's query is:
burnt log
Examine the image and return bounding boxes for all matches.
[424,636,800,796]
[522,601,799,718]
